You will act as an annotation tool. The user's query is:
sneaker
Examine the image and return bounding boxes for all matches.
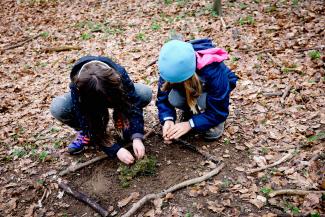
[67,131,91,154]
[203,122,225,140]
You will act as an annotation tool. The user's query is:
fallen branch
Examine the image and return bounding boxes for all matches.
[59,129,156,176]
[280,85,292,105]
[1,33,41,51]
[269,189,325,197]
[43,45,82,53]
[240,45,325,54]
[122,163,225,217]
[175,139,219,164]
[59,155,107,176]
[247,149,295,174]
[262,91,283,97]
[58,182,109,217]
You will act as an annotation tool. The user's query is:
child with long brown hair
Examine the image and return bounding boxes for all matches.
[50,56,152,164]
[156,39,238,142]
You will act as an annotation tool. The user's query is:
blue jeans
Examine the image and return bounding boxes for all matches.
[50,83,152,130]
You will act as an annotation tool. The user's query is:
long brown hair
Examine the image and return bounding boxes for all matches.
[72,61,131,139]
[162,73,202,114]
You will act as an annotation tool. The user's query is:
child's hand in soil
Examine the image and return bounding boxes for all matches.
[166,121,191,140]
[163,120,174,144]
[117,148,135,165]
[133,138,145,159]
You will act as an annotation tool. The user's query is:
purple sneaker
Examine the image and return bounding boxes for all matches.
[67,131,90,154]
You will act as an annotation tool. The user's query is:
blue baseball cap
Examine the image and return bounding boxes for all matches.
[158,40,196,83]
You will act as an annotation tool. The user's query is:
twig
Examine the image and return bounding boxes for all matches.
[240,45,325,54]
[220,17,227,29]
[59,155,107,176]
[43,46,82,53]
[1,33,41,51]
[59,129,156,176]
[247,149,295,174]
[269,189,325,197]
[174,139,219,164]
[145,59,157,69]
[280,85,292,104]
[58,182,109,217]
[262,91,283,97]
[122,163,225,217]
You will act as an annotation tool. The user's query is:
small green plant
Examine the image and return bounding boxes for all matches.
[40,31,49,38]
[261,147,269,155]
[260,187,273,196]
[80,33,92,40]
[239,3,248,10]
[308,50,321,60]
[238,16,254,25]
[284,201,301,215]
[221,178,231,189]
[136,32,145,41]
[231,56,240,62]
[151,22,161,31]
[118,156,157,188]
[12,148,27,158]
[281,64,298,73]
[259,174,269,183]
[223,138,230,145]
[164,0,173,4]
[292,0,298,6]
[185,212,192,217]
[307,131,325,142]
[53,141,62,149]
[311,212,320,217]
[39,151,48,162]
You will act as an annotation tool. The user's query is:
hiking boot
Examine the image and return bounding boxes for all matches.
[203,122,225,140]
[67,131,91,154]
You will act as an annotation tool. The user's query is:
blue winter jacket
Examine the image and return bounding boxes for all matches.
[156,39,238,132]
[70,56,144,141]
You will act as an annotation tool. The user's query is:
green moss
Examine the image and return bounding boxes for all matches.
[118,155,157,188]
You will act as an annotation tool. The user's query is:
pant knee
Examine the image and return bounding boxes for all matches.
[168,90,186,109]
[134,83,152,106]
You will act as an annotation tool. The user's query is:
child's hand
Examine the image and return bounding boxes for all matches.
[163,120,174,144]
[133,138,145,159]
[117,148,135,165]
[166,121,191,140]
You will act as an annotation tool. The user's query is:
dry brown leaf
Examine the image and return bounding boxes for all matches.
[207,200,225,213]
[117,192,140,208]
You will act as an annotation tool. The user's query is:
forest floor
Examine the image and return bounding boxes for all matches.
[0,0,324,216]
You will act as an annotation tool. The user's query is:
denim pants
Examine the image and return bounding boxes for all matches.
[50,83,152,130]
[168,89,224,138]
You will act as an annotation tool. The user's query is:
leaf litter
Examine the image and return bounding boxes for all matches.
[0,0,324,216]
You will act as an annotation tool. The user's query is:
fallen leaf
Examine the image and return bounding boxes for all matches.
[207,200,225,213]
[117,192,140,208]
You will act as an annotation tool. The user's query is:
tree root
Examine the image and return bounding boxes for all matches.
[269,189,325,197]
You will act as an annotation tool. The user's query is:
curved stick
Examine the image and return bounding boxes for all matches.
[122,163,225,217]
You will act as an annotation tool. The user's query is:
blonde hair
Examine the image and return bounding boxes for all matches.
[162,73,202,114]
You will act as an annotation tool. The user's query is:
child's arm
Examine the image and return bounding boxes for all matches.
[189,63,234,131]
[156,77,177,124]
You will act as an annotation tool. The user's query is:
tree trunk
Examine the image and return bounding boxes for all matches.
[213,0,222,16]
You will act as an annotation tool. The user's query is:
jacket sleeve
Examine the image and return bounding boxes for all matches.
[190,63,231,132]
[156,77,176,124]
[117,66,145,140]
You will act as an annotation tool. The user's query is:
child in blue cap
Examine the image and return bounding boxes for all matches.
[156,39,238,142]
[50,56,152,164]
